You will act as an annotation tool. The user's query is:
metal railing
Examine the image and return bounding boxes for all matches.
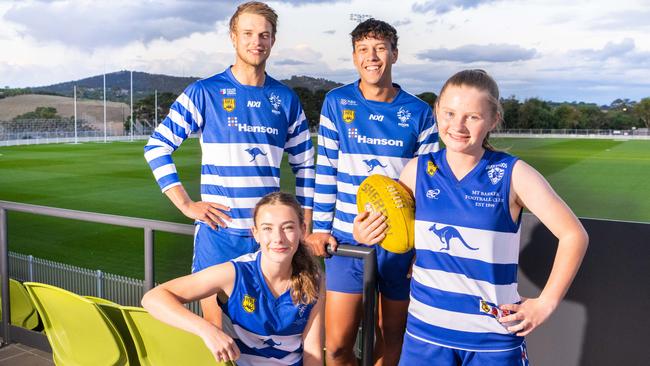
[0,200,378,366]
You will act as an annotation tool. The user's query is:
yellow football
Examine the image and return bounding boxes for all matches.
[356,174,415,254]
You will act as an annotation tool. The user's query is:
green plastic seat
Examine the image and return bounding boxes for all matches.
[0,279,40,330]
[85,296,140,366]
[24,282,130,366]
[120,306,235,366]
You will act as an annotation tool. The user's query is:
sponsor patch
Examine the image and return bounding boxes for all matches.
[342,109,355,123]
[222,98,235,112]
[243,294,256,313]
[427,160,438,176]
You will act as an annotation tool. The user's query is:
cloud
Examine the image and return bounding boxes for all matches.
[392,18,412,27]
[417,44,537,63]
[572,38,636,61]
[4,1,234,49]
[2,0,341,50]
[274,59,311,66]
[412,0,498,14]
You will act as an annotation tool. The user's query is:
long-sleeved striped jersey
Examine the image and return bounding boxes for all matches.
[313,81,438,242]
[144,67,315,236]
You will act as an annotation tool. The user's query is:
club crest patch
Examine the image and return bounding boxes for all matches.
[486,163,507,185]
[222,98,236,112]
[242,294,256,313]
[342,109,355,123]
[427,160,438,176]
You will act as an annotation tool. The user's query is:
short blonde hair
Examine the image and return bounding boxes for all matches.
[229,1,278,36]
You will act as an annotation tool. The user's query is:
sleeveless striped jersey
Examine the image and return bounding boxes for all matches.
[407,149,524,351]
[144,67,315,236]
[221,252,314,366]
[312,81,438,242]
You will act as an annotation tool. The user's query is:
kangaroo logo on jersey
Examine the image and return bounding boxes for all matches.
[342,109,355,123]
[486,163,507,185]
[427,160,438,176]
[242,294,256,313]
[429,224,478,251]
[263,338,282,347]
[222,98,235,112]
[363,159,387,172]
[245,147,267,162]
[397,107,411,127]
[269,93,282,114]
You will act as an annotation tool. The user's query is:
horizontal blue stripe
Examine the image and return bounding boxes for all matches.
[332,228,354,243]
[201,185,278,198]
[287,121,310,138]
[157,173,179,190]
[334,210,356,224]
[201,165,281,177]
[170,99,200,130]
[285,139,312,157]
[234,338,297,360]
[164,115,189,140]
[334,171,367,186]
[337,191,356,204]
[313,220,333,231]
[149,131,179,150]
[147,155,173,171]
[143,144,162,153]
[410,280,486,316]
[315,164,337,176]
[420,132,439,146]
[317,145,339,160]
[295,177,315,189]
[296,194,312,208]
[415,249,518,285]
[314,183,336,195]
[319,124,338,140]
[313,204,335,216]
[407,312,523,351]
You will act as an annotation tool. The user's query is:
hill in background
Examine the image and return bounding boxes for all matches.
[0,94,129,132]
[24,71,343,103]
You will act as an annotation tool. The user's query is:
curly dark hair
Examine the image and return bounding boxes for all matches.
[350,18,398,50]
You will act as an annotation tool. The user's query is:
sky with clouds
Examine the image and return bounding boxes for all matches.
[1,0,649,105]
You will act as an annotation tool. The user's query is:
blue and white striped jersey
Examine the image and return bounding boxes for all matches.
[408,149,524,351]
[221,251,315,366]
[144,68,315,236]
[312,81,438,242]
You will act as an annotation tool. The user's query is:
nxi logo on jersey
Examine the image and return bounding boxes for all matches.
[247,100,261,108]
[369,114,384,122]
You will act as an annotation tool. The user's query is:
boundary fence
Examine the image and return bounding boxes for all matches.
[493,128,650,139]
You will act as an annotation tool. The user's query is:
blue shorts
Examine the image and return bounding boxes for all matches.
[399,333,529,366]
[324,239,413,301]
[191,223,259,273]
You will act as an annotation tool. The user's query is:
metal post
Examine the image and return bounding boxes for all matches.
[130,71,134,141]
[144,227,154,292]
[327,244,377,366]
[95,270,103,298]
[103,73,107,143]
[73,85,78,144]
[0,208,10,345]
[28,255,33,281]
[154,89,158,128]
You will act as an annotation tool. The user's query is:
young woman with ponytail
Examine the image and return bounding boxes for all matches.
[143,191,324,366]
